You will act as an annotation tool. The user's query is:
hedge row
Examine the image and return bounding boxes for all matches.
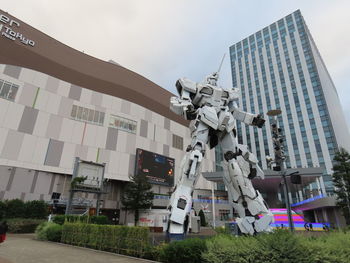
[53,215,109,225]
[202,230,350,263]
[158,238,207,263]
[36,222,350,263]
[7,218,46,233]
[36,222,63,242]
[0,199,48,219]
[61,223,150,257]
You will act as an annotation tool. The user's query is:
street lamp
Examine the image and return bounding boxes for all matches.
[267,109,295,232]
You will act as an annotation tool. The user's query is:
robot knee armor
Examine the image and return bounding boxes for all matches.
[223,149,242,161]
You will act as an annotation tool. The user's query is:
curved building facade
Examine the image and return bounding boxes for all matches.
[0,10,215,224]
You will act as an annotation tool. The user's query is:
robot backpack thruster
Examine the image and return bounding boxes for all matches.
[167,71,274,237]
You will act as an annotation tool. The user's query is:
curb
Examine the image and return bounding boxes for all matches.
[35,239,160,263]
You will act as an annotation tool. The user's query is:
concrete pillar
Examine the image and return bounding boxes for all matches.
[322,208,329,223]
[298,190,304,201]
[313,210,318,222]
[319,176,326,196]
[316,177,322,195]
[309,183,313,198]
[288,192,293,205]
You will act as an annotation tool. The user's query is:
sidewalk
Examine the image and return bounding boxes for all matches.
[0,234,157,263]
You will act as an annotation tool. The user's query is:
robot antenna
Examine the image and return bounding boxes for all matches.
[217,53,226,74]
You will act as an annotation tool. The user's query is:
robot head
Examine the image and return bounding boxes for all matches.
[205,72,219,86]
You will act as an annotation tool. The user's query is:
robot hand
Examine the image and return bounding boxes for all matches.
[252,114,265,128]
[170,97,196,119]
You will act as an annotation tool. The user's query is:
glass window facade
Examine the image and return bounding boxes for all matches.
[0,79,19,102]
[71,105,105,126]
[229,10,340,195]
[109,114,137,134]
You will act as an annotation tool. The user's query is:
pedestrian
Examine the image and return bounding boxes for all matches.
[0,221,8,243]
[309,223,313,231]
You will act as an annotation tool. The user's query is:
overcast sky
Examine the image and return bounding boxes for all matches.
[1,0,350,126]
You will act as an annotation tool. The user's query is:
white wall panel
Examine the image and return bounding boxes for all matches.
[60,142,75,169]
[86,147,97,163]
[2,103,24,130]
[57,81,70,98]
[59,118,75,143]
[45,93,61,115]
[155,126,167,144]
[18,134,37,163]
[83,124,97,147]
[118,152,130,176]
[0,100,10,125]
[0,128,9,154]
[32,71,48,88]
[32,111,50,138]
[32,137,49,165]
[71,121,84,145]
[95,126,107,148]
[18,68,35,84]
[116,131,127,153]
[35,89,49,112]
[101,94,113,109]
[80,89,92,105]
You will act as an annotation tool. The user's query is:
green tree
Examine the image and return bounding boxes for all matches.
[332,147,350,225]
[25,200,48,219]
[121,174,154,226]
[5,199,26,218]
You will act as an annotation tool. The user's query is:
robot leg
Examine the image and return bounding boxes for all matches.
[222,157,273,235]
[168,145,204,235]
[246,191,274,233]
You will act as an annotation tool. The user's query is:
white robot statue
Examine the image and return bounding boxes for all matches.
[168,72,273,236]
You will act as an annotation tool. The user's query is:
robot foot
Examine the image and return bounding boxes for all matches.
[236,214,274,235]
[168,221,186,241]
[254,214,274,233]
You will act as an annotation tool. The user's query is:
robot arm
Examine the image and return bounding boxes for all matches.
[229,102,265,128]
[170,78,197,120]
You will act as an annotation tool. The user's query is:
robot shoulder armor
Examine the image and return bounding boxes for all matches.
[176,78,197,95]
[228,88,240,100]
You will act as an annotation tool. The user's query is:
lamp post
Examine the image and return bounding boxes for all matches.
[267,109,295,232]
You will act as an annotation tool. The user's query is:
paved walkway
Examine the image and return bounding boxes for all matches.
[0,234,157,263]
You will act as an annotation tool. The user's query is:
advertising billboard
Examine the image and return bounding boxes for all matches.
[75,161,105,190]
[135,148,174,187]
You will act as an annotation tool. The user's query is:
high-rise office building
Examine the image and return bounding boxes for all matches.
[229,10,350,197]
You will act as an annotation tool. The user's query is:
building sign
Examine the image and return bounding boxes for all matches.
[0,13,35,46]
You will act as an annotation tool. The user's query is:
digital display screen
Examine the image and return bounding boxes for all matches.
[135,148,175,186]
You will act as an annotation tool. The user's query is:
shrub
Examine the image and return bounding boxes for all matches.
[36,222,50,240]
[52,215,66,225]
[46,223,63,242]
[61,223,150,257]
[143,243,167,261]
[36,222,62,242]
[159,238,207,263]
[24,200,48,219]
[203,234,261,263]
[0,201,6,220]
[213,226,231,235]
[256,230,311,263]
[300,231,350,263]
[203,230,318,263]
[5,199,25,218]
[52,215,109,225]
[7,218,45,233]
